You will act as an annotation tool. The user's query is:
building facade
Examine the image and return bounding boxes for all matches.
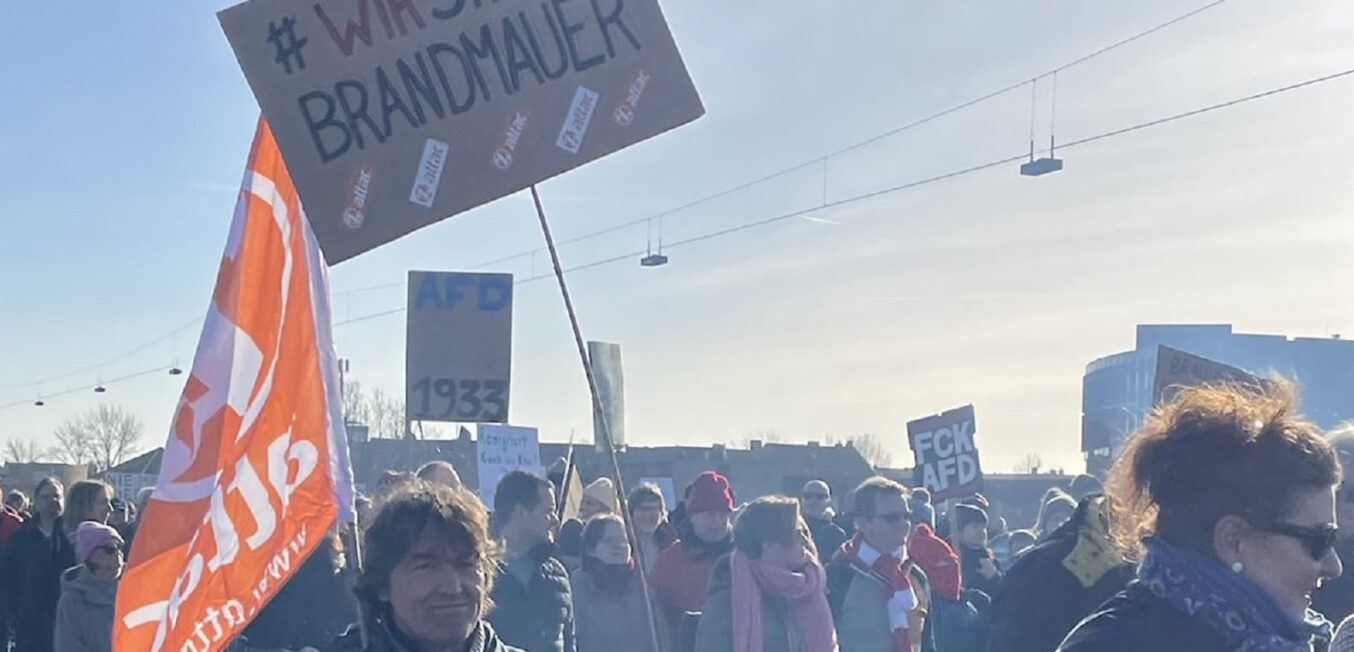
[0,462,90,498]
[1082,324,1354,475]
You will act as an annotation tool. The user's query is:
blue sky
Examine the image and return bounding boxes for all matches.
[3,0,1354,473]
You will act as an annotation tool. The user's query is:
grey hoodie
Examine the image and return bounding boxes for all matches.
[54,565,117,652]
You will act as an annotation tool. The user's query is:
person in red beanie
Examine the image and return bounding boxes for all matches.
[652,471,735,652]
[907,522,960,602]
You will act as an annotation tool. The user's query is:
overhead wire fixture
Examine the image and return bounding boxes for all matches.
[1021,73,1064,177]
[641,217,668,267]
[169,334,184,376]
[94,367,107,393]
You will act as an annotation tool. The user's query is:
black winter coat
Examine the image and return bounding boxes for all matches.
[242,537,357,650]
[1056,587,1230,652]
[806,515,847,562]
[0,517,76,652]
[957,543,1003,599]
[323,618,523,652]
[487,544,576,652]
[984,497,1132,652]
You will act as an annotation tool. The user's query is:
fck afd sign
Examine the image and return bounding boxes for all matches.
[907,404,983,502]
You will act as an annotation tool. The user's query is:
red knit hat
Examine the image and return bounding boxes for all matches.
[686,471,734,514]
[907,522,962,600]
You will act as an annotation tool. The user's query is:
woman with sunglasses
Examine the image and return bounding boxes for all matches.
[1059,380,1342,652]
[54,522,125,652]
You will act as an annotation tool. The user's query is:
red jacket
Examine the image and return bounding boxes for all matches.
[907,522,962,600]
[651,540,722,614]
[0,506,27,628]
[0,506,22,545]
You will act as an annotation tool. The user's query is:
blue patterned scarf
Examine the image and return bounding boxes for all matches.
[1136,536,1332,652]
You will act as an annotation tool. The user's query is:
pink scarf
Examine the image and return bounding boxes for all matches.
[730,550,839,652]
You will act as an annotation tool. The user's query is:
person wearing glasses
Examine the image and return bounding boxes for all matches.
[53,522,124,652]
[1059,380,1342,652]
[826,477,931,652]
[1314,427,1354,624]
[802,481,848,563]
[571,513,661,652]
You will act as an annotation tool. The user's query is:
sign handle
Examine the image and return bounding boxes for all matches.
[529,185,667,652]
[341,519,371,650]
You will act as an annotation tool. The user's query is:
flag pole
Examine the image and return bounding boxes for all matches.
[529,185,666,652]
[342,518,371,650]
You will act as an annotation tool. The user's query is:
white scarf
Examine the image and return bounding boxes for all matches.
[856,540,919,632]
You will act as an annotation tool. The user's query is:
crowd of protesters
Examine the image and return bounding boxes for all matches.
[11,379,1354,651]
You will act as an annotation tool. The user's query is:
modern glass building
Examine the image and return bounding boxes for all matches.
[1082,324,1354,475]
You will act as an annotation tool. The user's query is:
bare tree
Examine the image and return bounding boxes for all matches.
[1015,453,1043,474]
[3,439,48,464]
[369,388,407,439]
[52,405,143,474]
[847,433,893,468]
[342,379,372,426]
[53,420,97,468]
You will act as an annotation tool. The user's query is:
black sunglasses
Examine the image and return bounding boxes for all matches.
[96,544,124,555]
[1266,522,1338,560]
[802,492,830,501]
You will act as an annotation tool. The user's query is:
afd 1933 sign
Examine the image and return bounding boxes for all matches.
[907,404,983,502]
[218,0,705,263]
[406,271,513,423]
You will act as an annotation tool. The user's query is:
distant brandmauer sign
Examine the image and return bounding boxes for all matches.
[219,0,705,263]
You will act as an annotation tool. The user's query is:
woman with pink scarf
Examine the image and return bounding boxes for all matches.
[694,496,840,652]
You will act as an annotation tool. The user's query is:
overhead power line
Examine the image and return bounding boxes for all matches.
[6,63,1352,413]
[331,0,1238,296]
[0,366,174,411]
[332,64,1354,325]
[0,0,1244,391]
[0,318,197,390]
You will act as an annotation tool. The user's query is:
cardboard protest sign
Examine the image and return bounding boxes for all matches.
[907,404,982,502]
[218,0,705,263]
[406,271,513,424]
[114,120,355,652]
[1153,345,1260,405]
[106,472,158,502]
[587,340,625,448]
[477,424,542,499]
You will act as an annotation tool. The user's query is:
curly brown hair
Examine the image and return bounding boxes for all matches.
[354,482,502,616]
[1107,379,1340,560]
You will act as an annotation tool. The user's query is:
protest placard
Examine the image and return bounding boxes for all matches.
[907,404,983,502]
[406,271,513,424]
[106,472,158,502]
[1153,345,1261,405]
[218,0,705,262]
[477,424,543,498]
[587,340,625,447]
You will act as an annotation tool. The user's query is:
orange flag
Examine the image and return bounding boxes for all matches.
[114,118,355,652]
